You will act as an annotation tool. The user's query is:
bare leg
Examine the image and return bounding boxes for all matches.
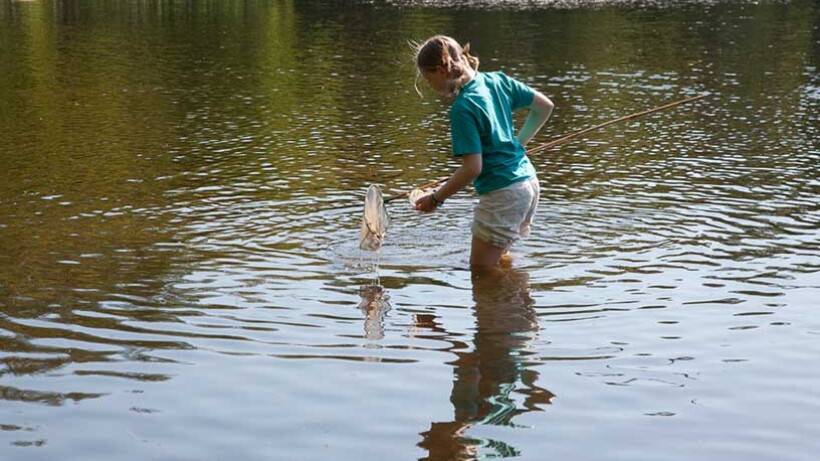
[470,236,507,275]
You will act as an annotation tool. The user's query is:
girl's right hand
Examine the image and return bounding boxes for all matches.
[414,194,439,213]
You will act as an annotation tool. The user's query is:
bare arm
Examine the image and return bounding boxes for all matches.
[414,154,481,212]
[517,91,554,146]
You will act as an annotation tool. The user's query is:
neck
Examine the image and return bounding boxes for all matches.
[452,68,476,95]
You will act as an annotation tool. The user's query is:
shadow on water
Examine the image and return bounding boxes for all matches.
[416,266,555,460]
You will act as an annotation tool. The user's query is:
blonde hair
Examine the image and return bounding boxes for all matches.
[413,35,479,97]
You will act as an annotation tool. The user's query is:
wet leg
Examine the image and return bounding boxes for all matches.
[470,236,506,275]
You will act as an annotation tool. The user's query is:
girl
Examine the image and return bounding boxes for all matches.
[413,35,554,271]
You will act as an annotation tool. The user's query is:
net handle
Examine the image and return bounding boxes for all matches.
[383,178,448,204]
[525,93,708,156]
[383,93,708,204]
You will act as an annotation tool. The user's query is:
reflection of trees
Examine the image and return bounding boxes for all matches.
[417,268,554,461]
[0,0,186,317]
[0,1,281,393]
[0,0,304,308]
[0,385,103,406]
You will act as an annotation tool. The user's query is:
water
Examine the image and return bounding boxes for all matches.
[1,0,818,459]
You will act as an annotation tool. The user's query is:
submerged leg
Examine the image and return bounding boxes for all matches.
[470,236,507,274]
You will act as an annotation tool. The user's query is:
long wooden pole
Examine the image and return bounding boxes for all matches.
[384,93,707,204]
[524,93,707,156]
[384,178,449,203]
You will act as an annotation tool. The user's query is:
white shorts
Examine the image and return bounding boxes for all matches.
[472,177,540,249]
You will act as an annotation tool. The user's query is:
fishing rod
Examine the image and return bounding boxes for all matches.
[384,93,708,204]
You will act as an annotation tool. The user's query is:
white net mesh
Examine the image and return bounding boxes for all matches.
[359,184,390,252]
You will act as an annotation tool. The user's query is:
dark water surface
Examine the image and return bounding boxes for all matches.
[1,0,818,460]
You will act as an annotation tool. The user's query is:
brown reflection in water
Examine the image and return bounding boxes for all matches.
[358,285,392,341]
[418,267,555,460]
[0,385,104,406]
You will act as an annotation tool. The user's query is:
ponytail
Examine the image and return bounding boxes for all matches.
[461,42,479,71]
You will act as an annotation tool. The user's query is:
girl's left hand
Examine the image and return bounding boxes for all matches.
[414,194,438,213]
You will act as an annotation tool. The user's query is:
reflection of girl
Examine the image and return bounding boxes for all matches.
[413,35,554,270]
[418,267,554,460]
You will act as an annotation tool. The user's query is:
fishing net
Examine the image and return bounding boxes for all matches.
[359,184,390,252]
[358,183,440,252]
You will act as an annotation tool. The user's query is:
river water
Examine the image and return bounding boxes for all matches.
[1,1,818,460]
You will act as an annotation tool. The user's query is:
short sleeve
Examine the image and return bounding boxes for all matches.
[450,106,482,157]
[501,72,536,111]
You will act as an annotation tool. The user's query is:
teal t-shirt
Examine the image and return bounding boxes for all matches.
[450,71,536,195]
